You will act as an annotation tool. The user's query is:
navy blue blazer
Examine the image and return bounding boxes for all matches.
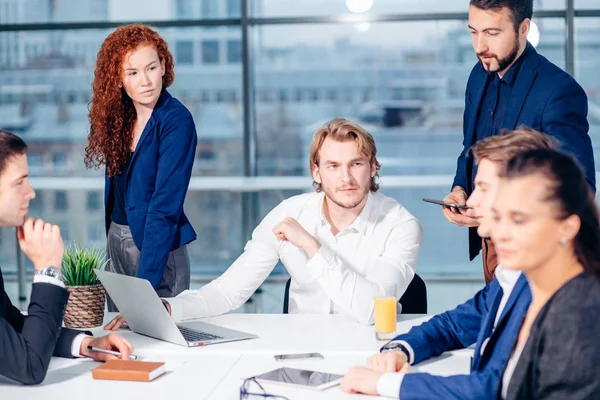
[389,274,531,399]
[452,43,595,260]
[104,90,197,289]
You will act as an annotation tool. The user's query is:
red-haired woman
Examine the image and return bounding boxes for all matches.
[85,24,197,311]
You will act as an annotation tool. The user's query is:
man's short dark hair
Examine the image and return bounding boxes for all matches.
[0,130,28,176]
[470,0,533,31]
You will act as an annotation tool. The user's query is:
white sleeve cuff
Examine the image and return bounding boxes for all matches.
[397,340,415,365]
[377,372,405,398]
[33,275,65,288]
[305,244,335,278]
[162,297,182,323]
[70,333,91,357]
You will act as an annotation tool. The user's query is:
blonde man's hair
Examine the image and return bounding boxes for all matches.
[471,126,556,171]
[309,118,381,192]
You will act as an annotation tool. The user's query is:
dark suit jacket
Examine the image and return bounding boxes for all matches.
[104,89,198,289]
[505,271,600,400]
[0,270,85,385]
[453,43,596,260]
[394,274,531,399]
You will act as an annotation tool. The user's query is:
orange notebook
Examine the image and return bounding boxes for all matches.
[92,360,166,382]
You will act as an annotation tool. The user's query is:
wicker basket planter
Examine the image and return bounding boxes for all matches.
[64,283,106,328]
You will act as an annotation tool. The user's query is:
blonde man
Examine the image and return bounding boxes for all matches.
[107,118,422,328]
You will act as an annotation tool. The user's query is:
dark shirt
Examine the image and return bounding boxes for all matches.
[110,154,133,225]
[472,45,530,182]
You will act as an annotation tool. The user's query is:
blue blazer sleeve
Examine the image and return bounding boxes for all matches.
[451,103,471,192]
[136,108,197,288]
[451,65,479,192]
[451,139,469,192]
[0,283,69,385]
[388,280,497,365]
[541,78,595,191]
[400,368,501,400]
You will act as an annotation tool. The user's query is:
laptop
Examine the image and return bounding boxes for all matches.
[96,269,258,347]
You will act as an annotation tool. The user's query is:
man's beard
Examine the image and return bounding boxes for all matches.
[322,185,369,210]
[479,38,520,75]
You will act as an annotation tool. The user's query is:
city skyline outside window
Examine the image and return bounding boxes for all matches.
[1,0,599,313]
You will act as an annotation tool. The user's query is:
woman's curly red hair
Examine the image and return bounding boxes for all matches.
[85,24,175,177]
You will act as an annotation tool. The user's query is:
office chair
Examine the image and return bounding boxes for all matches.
[282,274,427,314]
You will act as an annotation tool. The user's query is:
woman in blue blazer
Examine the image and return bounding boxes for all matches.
[493,149,600,400]
[85,24,197,310]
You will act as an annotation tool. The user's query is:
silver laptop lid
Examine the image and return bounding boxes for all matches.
[95,269,188,346]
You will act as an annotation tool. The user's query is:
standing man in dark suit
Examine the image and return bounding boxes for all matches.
[0,130,133,385]
[442,0,595,282]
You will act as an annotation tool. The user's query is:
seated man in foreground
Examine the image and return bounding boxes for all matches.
[106,117,422,328]
[0,129,133,385]
[341,128,554,399]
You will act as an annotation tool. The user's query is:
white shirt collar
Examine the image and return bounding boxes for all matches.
[318,191,374,235]
[494,265,522,294]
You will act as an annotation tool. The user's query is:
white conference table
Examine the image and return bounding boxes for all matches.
[0,313,473,399]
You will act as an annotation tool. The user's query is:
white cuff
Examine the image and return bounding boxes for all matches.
[33,275,65,288]
[377,372,405,398]
[162,297,182,323]
[397,340,415,365]
[305,244,335,278]
[71,333,91,357]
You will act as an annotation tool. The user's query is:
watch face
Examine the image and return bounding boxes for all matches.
[42,266,62,279]
[47,267,61,278]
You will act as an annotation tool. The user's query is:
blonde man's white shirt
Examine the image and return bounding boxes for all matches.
[166,191,422,325]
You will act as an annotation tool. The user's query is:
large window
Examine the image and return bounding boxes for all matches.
[251,0,566,17]
[576,17,600,172]
[1,0,600,313]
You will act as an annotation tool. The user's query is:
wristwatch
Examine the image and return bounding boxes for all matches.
[34,266,62,280]
[381,341,411,362]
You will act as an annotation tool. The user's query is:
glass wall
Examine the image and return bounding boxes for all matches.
[576,17,600,174]
[1,0,600,312]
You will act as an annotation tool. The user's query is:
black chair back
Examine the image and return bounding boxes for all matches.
[283,274,427,314]
[283,278,292,314]
[399,274,427,314]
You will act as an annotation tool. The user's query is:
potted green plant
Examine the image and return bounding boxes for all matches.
[61,244,108,328]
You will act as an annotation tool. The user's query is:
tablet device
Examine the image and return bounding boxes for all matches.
[252,367,343,391]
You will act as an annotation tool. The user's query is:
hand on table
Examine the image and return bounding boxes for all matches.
[80,333,133,361]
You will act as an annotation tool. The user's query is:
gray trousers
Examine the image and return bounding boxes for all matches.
[106,221,190,312]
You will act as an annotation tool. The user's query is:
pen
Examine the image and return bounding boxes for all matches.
[87,346,139,360]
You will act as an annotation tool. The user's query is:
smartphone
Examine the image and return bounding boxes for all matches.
[422,198,470,209]
[274,352,324,361]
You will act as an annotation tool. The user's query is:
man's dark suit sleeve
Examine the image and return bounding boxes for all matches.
[452,139,470,191]
[452,65,480,192]
[0,283,68,385]
[542,78,596,191]
[54,327,91,358]
[385,279,496,365]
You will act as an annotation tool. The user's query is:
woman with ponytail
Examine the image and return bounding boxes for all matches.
[491,148,600,400]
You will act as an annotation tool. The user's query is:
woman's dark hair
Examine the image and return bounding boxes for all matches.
[0,130,27,176]
[503,149,600,280]
[470,0,533,32]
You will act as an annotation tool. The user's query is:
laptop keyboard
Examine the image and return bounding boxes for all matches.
[177,325,224,342]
